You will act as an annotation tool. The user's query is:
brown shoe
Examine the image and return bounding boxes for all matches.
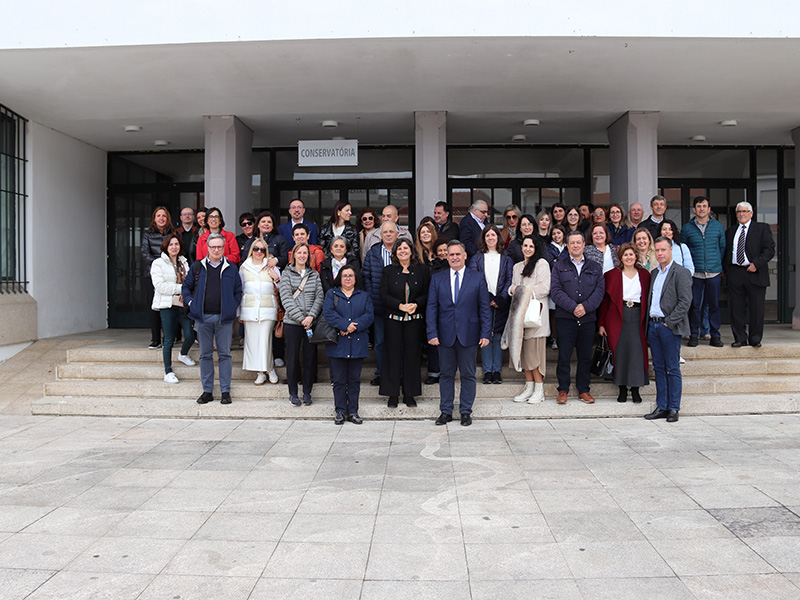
[557,391,568,404]
[579,392,595,404]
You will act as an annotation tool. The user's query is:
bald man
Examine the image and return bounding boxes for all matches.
[362,204,413,254]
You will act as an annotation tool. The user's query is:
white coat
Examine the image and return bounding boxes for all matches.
[239,257,281,322]
[150,253,189,310]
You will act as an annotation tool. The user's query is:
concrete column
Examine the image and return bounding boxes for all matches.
[791,127,800,329]
[415,111,447,221]
[607,111,660,209]
[204,115,253,223]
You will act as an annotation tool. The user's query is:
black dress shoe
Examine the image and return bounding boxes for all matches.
[493,372,503,384]
[403,396,417,407]
[388,396,399,408]
[347,413,363,425]
[644,408,669,420]
[460,414,472,427]
[435,412,452,426]
[220,392,232,405]
[425,375,439,385]
[750,342,762,348]
[731,341,745,348]
[334,411,345,425]
[370,376,381,386]
[617,386,628,403]
[196,392,213,404]
[483,372,492,384]
[687,337,699,347]
[666,410,679,423]
[710,337,724,347]
[630,387,642,404]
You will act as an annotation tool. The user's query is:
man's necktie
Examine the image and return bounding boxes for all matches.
[737,224,746,265]
[454,271,460,304]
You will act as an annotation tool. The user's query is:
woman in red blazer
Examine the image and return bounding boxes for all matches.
[598,242,651,403]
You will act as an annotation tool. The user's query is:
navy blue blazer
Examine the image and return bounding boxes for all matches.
[426,267,492,347]
[278,219,319,248]
[459,213,486,259]
[468,252,513,335]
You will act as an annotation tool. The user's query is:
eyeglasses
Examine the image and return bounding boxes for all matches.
[252,247,266,253]
[240,221,253,227]
[207,215,221,220]
[736,209,751,214]
[180,211,194,216]
[208,245,224,251]
[361,216,374,221]
[340,273,356,278]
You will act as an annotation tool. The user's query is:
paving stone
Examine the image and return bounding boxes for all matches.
[681,573,800,600]
[0,568,56,600]
[23,571,153,600]
[164,540,276,577]
[650,537,775,576]
[66,536,186,574]
[138,574,257,600]
[366,542,468,580]
[575,577,695,599]
[250,577,362,600]
[709,506,800,538]
[263,542,369,580]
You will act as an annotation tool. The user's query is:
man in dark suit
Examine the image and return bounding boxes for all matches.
[458,200,489,259]
[723,201,775,348]
[645,237,693,423]
[278,198,319,248]
[433,201,460,240]
[427,240,491,426]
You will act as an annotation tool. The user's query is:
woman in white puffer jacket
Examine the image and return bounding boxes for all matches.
[239,239,281,385]
[150,234,196,383]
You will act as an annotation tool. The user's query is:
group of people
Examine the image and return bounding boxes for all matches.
[142,192,774,425]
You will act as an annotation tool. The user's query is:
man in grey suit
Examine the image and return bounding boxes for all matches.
[645,237,692,423]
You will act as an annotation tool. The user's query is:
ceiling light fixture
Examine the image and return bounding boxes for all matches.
[691,135,707,142]
[523,119,540,127]
[332,136,345,141]
[322,120,339,128]
[124,125,142,132]
[512,134,527,142]
[154,140,170,147]
[720,120,738,127]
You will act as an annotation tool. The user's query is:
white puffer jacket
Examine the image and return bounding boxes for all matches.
[239,257,281,322]
[150,253,189,310]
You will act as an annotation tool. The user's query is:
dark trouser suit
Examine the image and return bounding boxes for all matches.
[439,340,478,416]
[690,275,721,339]
[648,320,682,411]
[284,323,316,397]
[726,265,767,345]
[555,318,594,394]
[328,357,363,414]
[380,318,424,398]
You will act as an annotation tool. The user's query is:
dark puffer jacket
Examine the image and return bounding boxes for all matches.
[550,253,605,325]
[141,229,172,275]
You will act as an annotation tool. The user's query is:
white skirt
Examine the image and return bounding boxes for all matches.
[242,320,276,372]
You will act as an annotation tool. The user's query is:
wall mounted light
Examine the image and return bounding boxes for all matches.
[154,140,170,147]
[691,135,707,142]
[512,134,527,142]
[124,125,142,132]
[322,120,339,128]
[720,120,738,127]
[523,119,540,127]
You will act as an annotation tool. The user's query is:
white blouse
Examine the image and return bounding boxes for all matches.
[622,272,642,303]
[483,251,501,295]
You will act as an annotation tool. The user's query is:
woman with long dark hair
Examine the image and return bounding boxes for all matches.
[379,238,430,407]
[318,200,360,260]
[507,235,551,404]
[356,206,379,263]
[505,213,537,264]
[243,210,290,269]
[141,206,175,349]
[608,203,633,246]
[469,224,513,384]
[416,220,438,265]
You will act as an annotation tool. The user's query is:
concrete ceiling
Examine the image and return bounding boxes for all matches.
[1,36,799,151]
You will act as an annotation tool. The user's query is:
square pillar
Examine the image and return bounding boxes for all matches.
[608,111,659,209]
[791,127,800,329]
[415,111,447,221]
[204,115,253,222]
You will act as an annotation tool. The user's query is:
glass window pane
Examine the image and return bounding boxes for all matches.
[661,188,683,227]
[591,148,610,207]
[109,152,205,185]
[757,149,778,177]
[448,148,584,178]
[492,188,513,226]
[658,149,749,178]
[252,151,271,212]
[369,188,388,206]
[451,189,471,220]
[520,188,540,215]
[788,187,796,317]
[348,188,368,209]
[784,149,795,179]
[563,188,582,207]
[389,189,410,227]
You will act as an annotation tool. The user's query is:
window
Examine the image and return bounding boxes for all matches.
[0,104,27,293]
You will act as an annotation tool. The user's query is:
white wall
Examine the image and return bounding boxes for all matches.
[28,122,107,338]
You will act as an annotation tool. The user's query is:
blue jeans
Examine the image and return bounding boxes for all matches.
[480,331,504,373]
[648,320,682,411]
[439,341,478,415]
[159,307,195,374]
[555,318,594,394]
[691,275,721,339]
[197,314,233,393]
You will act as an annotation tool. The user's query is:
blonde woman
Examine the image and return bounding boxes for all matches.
[239,239,281,385]
[633,227,657,271]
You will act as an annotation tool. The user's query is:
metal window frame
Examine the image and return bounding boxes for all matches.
[0,103,28,294]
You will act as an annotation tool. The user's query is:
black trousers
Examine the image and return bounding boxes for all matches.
[380,318,424,398]
[284,323,317,397]
[329,357,363,414]
[727,265,767,345]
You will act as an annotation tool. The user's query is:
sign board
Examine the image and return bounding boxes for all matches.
[298,139,358,167]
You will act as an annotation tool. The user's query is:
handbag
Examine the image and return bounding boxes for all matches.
[523,291,544,328]
[590,334,614,378]
[309,294,339,344]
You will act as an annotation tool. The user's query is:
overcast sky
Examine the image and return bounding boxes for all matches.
[2,0,799,49]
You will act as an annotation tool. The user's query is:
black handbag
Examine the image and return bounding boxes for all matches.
[590,334,614,378]
[309,295,339,344]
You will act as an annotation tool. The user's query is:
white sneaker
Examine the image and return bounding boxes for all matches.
[513,382,534,402]
[274,358,285,368]
[551,339,558,350]
[679,356,686,364]
[254,372,267,385]
[268,369,279,384]
[528,382,545,404]
[178,354,196,366]
[164,372,179,384]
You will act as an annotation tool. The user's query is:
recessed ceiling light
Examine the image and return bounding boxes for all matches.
[322,120,339,128]
[512,134,527,142]
[691,135,707,142]
[523,119,540,127]
[124,125,142,132]
[332,136,345,141]
[720,120,738,127]
[154,140,170,147]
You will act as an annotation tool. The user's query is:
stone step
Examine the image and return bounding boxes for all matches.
[31,392,800,420]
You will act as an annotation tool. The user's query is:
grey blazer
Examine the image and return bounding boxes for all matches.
[646,262,692,337]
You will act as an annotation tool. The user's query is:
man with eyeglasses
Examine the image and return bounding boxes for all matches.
[235,212,257,258]
[178,207,197,263]
[459,199,489,259]
[362,204,413,255]
[183,232,243,406]
[278,198,319,249]
[723,201,775,347]
[433,201,460,241]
